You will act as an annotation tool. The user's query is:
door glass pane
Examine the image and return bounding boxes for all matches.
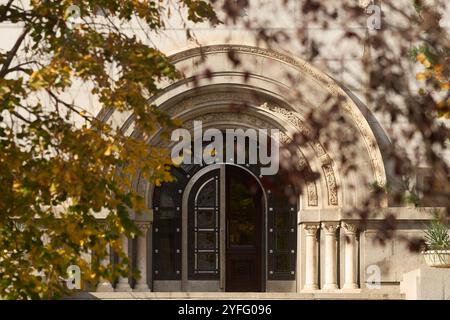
[160,191,175,207]
[197,209,215,229]
[275,253,290,272]
[229,221,255,246]
[158,210,176,231]
[197,232,216,250]
[228,170,257,246]
[197,253,216,270]
[276,231,289,250]
[189,170,220,279]
[196,179,216,207]
[275,212,289,229]
[158,233,176,273]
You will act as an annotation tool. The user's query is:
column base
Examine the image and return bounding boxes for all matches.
[133,283,151,292]
[115,281,132,292]
[303,284,319,290]
[342,283,359,290]
[322,283,338,290]
[96,281,114,292]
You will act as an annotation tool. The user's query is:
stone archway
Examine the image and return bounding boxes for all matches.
[98,44,387,210]
[96,44,389,293]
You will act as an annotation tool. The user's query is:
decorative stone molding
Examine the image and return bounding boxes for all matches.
[136,222,151,233]
[303,223,320,235]
[99,44,389,215]
[166,45,386,187]
[139,87,340,209]
[321,222,340,235]
[342,222,358,235]
[322,164,338,206]
[306,182,318,207]
[164,105,326,208]
[98,44,386,191]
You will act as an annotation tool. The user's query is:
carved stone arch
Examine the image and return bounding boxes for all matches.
[136,107,322,210]
[137,85,338,210]
[99,44,388,210]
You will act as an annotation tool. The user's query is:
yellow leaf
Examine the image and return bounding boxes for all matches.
[416,53,426,63]
[50,183,57,195]
[416,72,428,81]
[434,64,443,74]
[104,144,118,156]
[13,181,22,192]
[440,82,450,91]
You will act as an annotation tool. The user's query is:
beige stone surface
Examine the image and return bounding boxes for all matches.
[400,267,450,300]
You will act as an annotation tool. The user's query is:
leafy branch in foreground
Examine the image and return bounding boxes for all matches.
[0,0,218,299]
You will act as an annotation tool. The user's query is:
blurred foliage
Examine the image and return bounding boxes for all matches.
[410,1,450,118]
[0,0,217,299]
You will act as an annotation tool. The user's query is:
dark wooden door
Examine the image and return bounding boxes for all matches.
[225,166,263,292]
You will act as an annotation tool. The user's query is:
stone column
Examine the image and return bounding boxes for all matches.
[134,222,151,292]
[96,244,114,292]
[303,223,320,290]
[115,234,132,292]
[322,222,339,290]
[342,222,359,289]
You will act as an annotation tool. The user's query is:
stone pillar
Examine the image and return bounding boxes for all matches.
[115,234,132,292]
[96,244,114,292]
[303,223,320,290]
[322,222,339,290]
[134,222,151,292]
[342,222,359,289]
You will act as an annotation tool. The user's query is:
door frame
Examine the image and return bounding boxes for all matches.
[181,163,267,292]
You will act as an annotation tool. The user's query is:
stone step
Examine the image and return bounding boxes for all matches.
[70,291,405,300]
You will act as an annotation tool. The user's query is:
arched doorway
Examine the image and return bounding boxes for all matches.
[187,164,265,292]
[152,160,298,292]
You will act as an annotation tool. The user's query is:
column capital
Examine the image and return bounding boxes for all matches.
[321,222,340,235]
[303,223,320,235]
[341,221,358,234]
[135,221,151,233]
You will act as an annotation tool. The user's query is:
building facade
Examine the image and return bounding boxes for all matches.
[1,1,448,299]
[94,44,445,296]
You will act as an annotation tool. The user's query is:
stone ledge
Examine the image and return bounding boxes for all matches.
[68,291,404,300]
[299,207,445,222]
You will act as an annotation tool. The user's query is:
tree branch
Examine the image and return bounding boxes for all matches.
[0,0,15,22]
[0,26,30,78]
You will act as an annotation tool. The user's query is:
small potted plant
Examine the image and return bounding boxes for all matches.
[422,215,450,268]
